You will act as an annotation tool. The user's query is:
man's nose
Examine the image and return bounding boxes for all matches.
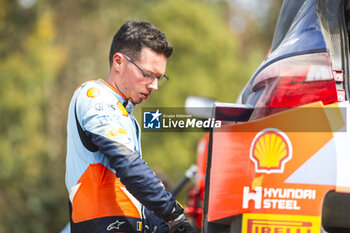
[147,78,158,91]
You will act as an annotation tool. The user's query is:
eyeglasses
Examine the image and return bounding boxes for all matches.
[122,54,169,86]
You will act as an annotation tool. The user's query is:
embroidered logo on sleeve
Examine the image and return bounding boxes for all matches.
[136,221,142,231]
[107,128,128,138]
[107,220,125,231]
[86,87,100,98]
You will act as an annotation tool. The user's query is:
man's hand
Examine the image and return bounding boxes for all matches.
[168,214,196,233]
[165,201,196,233]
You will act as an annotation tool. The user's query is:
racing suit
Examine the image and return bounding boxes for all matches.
[65,79,175,232]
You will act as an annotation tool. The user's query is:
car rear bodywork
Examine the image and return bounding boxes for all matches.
[192,0,350,232]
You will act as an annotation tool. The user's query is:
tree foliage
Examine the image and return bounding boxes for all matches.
[0,0,281,231]
[0,1,66,231]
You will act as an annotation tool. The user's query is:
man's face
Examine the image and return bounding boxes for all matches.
[120,47,167,104]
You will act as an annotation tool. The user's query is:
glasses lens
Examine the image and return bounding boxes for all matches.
[144,74,169,86]
[158,75,169,86]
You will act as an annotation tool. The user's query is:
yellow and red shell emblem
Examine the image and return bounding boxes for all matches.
[250,128,292,174]
[86,87,100,98]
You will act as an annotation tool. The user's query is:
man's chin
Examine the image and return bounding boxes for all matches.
[132,98,143,105]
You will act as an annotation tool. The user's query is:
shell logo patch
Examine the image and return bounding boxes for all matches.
[250,128,292,174]
[87,87,100,98]
[117,102,129,117]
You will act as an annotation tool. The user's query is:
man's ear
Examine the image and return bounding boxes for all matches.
[112,53,123,71]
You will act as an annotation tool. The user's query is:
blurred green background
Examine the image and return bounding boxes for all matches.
[0,0,282,231]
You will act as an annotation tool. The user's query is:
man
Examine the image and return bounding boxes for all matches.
[65,20,196,233]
